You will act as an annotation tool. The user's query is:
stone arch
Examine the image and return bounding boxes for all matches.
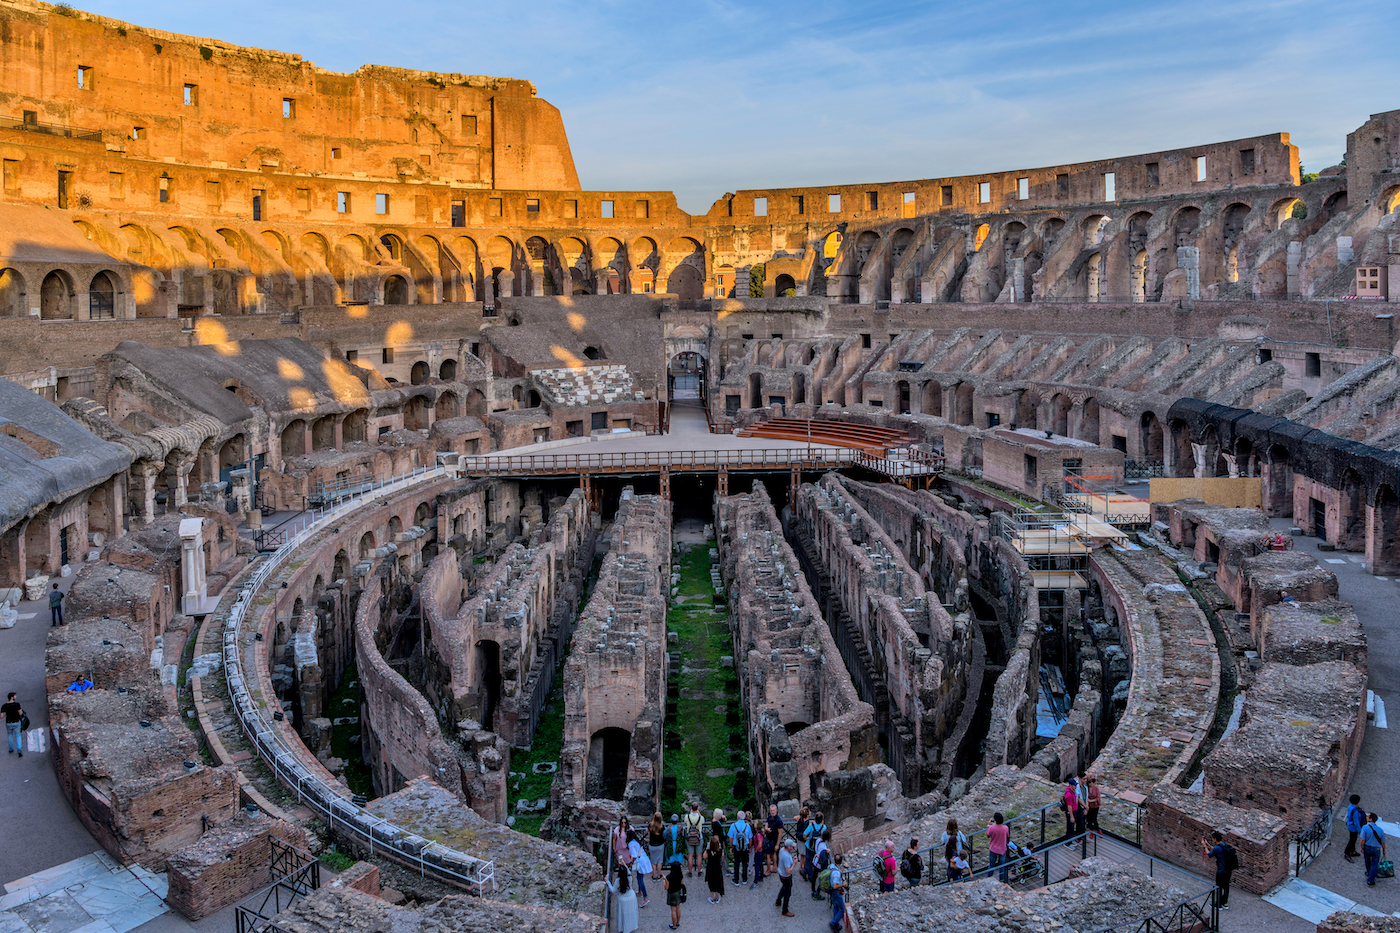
[854,230,881,269]
[1381,185,1400,216]
[1232,436,1254,478]
[774,273,796,297]
[1221,202,1252,284]
[405,394,431,430]
[1082,214,1110,247]
[434,389,459,420]
[663,236,704,299]
[1322,190,1349,220]
[0,268,24,317]
[358,531,376,559]
[1140,411,1164,463]
[1170,206,1201,248]
[1371,483,1400,574]
[379,233,404,263]
[524,236,552,295]
[439,358,457,381]
[922,381,943,417]
[1269,197,1304,229]
[1263,443,1292,517]
[383,274,410,305]
[339,234,371,263]
[972,224,990,252]
[311,415,335,451]
[587,726,631,800]
[1340,468,1365,552]
[410,360,430,385]
[333,549,349,582]
[40,269,74,320]
[597,237,626,293]
[280,419,307,461]
[342,409,368,444]
[89,270,117,320]
[485,236,517,297]
[1199,425,1223,477]
[632,236,659,286]
[1168,418,1193,477]
[954,383,974,426]
[1077,398,1100,444]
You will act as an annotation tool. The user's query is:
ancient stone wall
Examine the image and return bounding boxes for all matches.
[1142,782,1292,895]
[164,816,309,920]
[716,482,878,824]
[559,489,670,822]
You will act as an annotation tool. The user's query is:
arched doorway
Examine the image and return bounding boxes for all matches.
[896,380,911,414]
[922,382,943,417]
[475,640,502,731]
[587,727,631,800]
[383,275,409,305]
[954,384,974,426]
[1263,444,1292,516]
[358,531,376,559]
[280,419,306,461]
[1140,412,1164,464]
[1340,469,1365,552]
[439,359,457,381]
[774,273,796,297]
[411,361,429,385]
[1168,419,1193,477]
[1371,484,1400,574]
[668,351,706,403]
[89,271,116,320]
[40,270,71,320]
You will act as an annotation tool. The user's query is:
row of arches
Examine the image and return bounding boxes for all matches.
[0,267,122,319]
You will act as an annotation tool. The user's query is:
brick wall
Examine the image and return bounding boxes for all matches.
[1142,782,1291,895]
[165,817,309,920]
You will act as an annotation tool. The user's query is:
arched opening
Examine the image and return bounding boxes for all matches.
[896,380,911,414]
[774,273,796,297]
[388,515,402,540]
[1168,419,1193,477]
[40,270,72,320]
[358,531,376,560]
[1077,398,1099,444]
[342,410,368,444]
[439,359,457,381]
[1271,197,1304,230]
[435,391,459,421]
[415,501,430,527]
[1341,469,1365,552]
[89,271,116,320]
[525,389,541,409]
[1263,444,1292,517]
[1199,426,1223,477]
[973,224,990,252]
[1050,394,1070,437]
[333,549,349,582]
[1233,437,1254,478]
[954,383,974,426]
[1139,412,1164,464]
[383,275,409,305]
[583,346,604,361]
[475,640,502,731]
[280,419,306,461]
[587,727,631,801]
[405,395,431,430]
[86,484,114,540]
[1132,250,1149,303]
[311,415,335,451]
[0,268,23,317]
[669,351,706,403]
[922,382,943,418]
[411,361,429,385]
[1372,484,1400,574]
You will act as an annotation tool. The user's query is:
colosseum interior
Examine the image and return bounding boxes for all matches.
[1,0,1399,929]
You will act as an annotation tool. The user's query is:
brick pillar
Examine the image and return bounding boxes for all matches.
[131,460,161,524]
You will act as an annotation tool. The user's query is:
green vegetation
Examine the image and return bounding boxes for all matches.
[329,663,373,799]
[662,544,748,818]
[507,664,568,837]
[318,848,356,872]
[199,45,213,61]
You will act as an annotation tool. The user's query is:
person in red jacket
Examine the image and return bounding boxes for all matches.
[878,841,897,892]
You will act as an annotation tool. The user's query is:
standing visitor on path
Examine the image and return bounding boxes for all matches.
[900,838,923,888]
[877,841,897,892]
[710,808,726,848]
[608,867,639,933]
[810,829,831,899]
[1201,831,1236,908]
[765,805,784,874]
[728,810,752,884]
[3,692,23,757]
[612,814,633,871]
[775,837,796,916]
[1062,778,1082,840]
[1084,775,1101,834]
[664,858,685,930]
[827,854,846,933]
[1345,795,1365,862]
[685,803,706,876]
[804,811,827,890]
[49,583,64,626]
[648,813,666,881]
[987,813,1010,882]
[667,814,686,869]
[749,814,766,887]
[1362,813,1387,887]
[794,806,811,876]
[705,834,726,904]
[628,830,652,906]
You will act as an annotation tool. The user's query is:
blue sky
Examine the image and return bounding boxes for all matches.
[82,0,1400,214]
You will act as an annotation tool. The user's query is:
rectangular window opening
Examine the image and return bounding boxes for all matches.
[1193,156,1207,182]
[1240,148,1255,175]
[56,170,71,209]
[828,193,841,212]
[450,200,465,227]
[635,199,649,218]
[1305,352,1321,377]
[978,181,991,203]
[183,84,197,106]
[375,193,388,215]
[1017,177,1029,200]
[336,191,349,213]
[1103,172,1116,201]
[461,114,477,135]
[1056,173,1069,197]
[158,176,170,203]
[754,196,767,217]
[2,159,17,191]
[108,171,123,199]
[282,98,295,119]
[525,198,540,213]
[77,65,92,90]
[132,126,145,141]
[345,349,358,363]
[792,195,804,215]
[206,180,221,209]
[941,185,953,206]
[296,187,309,212]
[252,192,262,221]
[601,199,614,218]
[902,191,916,217]
[330,147,341,160]
[1146,162,1159,187]
[866,191,878,211]
[861,333,872,349]
[564,199,578,218]
[382,348,395,364]
[489,197,503,217]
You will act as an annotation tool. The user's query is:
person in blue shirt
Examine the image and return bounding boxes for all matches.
[1200,831,1235,910]
[1362,812,1387,887]
[827,853,846,933]
[67,676,92,693]
[727,810,752,885]
[1345,794,1366,862]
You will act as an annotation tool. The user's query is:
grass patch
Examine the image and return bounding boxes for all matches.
[507,662,568,837]
[319,848,356,872]
[662,544,748,818]
[329,662,373,799]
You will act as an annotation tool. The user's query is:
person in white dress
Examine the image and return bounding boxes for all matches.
[608,866,639,933]
[628,830,653,907]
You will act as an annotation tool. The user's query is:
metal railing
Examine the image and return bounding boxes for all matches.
[0,114,103,141]
[252,510,309,553]
[221,464,497,896]
[1296,805,1332,876]
[1125,460,1166,481]
[457,446,943,480]
[309,472,377,508]
[233,839,320,933]
[1084,884,1217,933]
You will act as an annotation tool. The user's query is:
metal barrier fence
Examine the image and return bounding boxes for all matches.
[1296,806,1333,876]
[221,464,497,895]
[233,839,320,933]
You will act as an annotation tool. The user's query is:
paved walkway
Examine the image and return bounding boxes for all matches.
[629,866,836,933]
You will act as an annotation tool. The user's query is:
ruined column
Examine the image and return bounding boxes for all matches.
[130,460,162,524]
[179,517,215,614]
[1177,246,1200,301]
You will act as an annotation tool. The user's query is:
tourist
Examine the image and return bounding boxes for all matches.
[608,866,638,933]
[728,810,752,884]
[1061,778,1082,841]
[1201,830,1237,907]
[944,837,964,882]
[705,834,726,904]
[877,841,897,892]
[1280,590,1299,604]
[709,807,726,849]
[749,812,766,887]
[987,812,1010,882]
[827,853,847,933]
[685,803,707,876]
[1084,775,1101,834]
[667,813,686,869]
[648,813,667,880]
[628,829,652,906]
[899,838,923,888]
[49,582,64,627]
[775,837,797,916]
[67,676,93,692]
[612,814,633,870]
[765,804,784,875]
[664,858,686,929]
[794,805,811,872]
[2,692,23,758]
[804,810,827,889]
[810,829,832,899]
[951,847,971,882]
[939,818,968,857]
[1362,813,1387,887]
[1345,794,1365,862]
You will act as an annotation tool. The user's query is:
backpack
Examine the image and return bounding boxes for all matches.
[817,867,834,892]
[1058,797,1069,813]
[1222,844,1239,872]
[806,823,825,852]
[900,852,921,879]
[668,824,684,856]
[872,854,886,878]
[685,815,702,846]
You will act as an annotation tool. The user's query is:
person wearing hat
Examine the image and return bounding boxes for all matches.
[775,837,797,916]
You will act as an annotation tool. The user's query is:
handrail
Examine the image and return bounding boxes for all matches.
[219,464,499,895]
[457,446,944,480]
